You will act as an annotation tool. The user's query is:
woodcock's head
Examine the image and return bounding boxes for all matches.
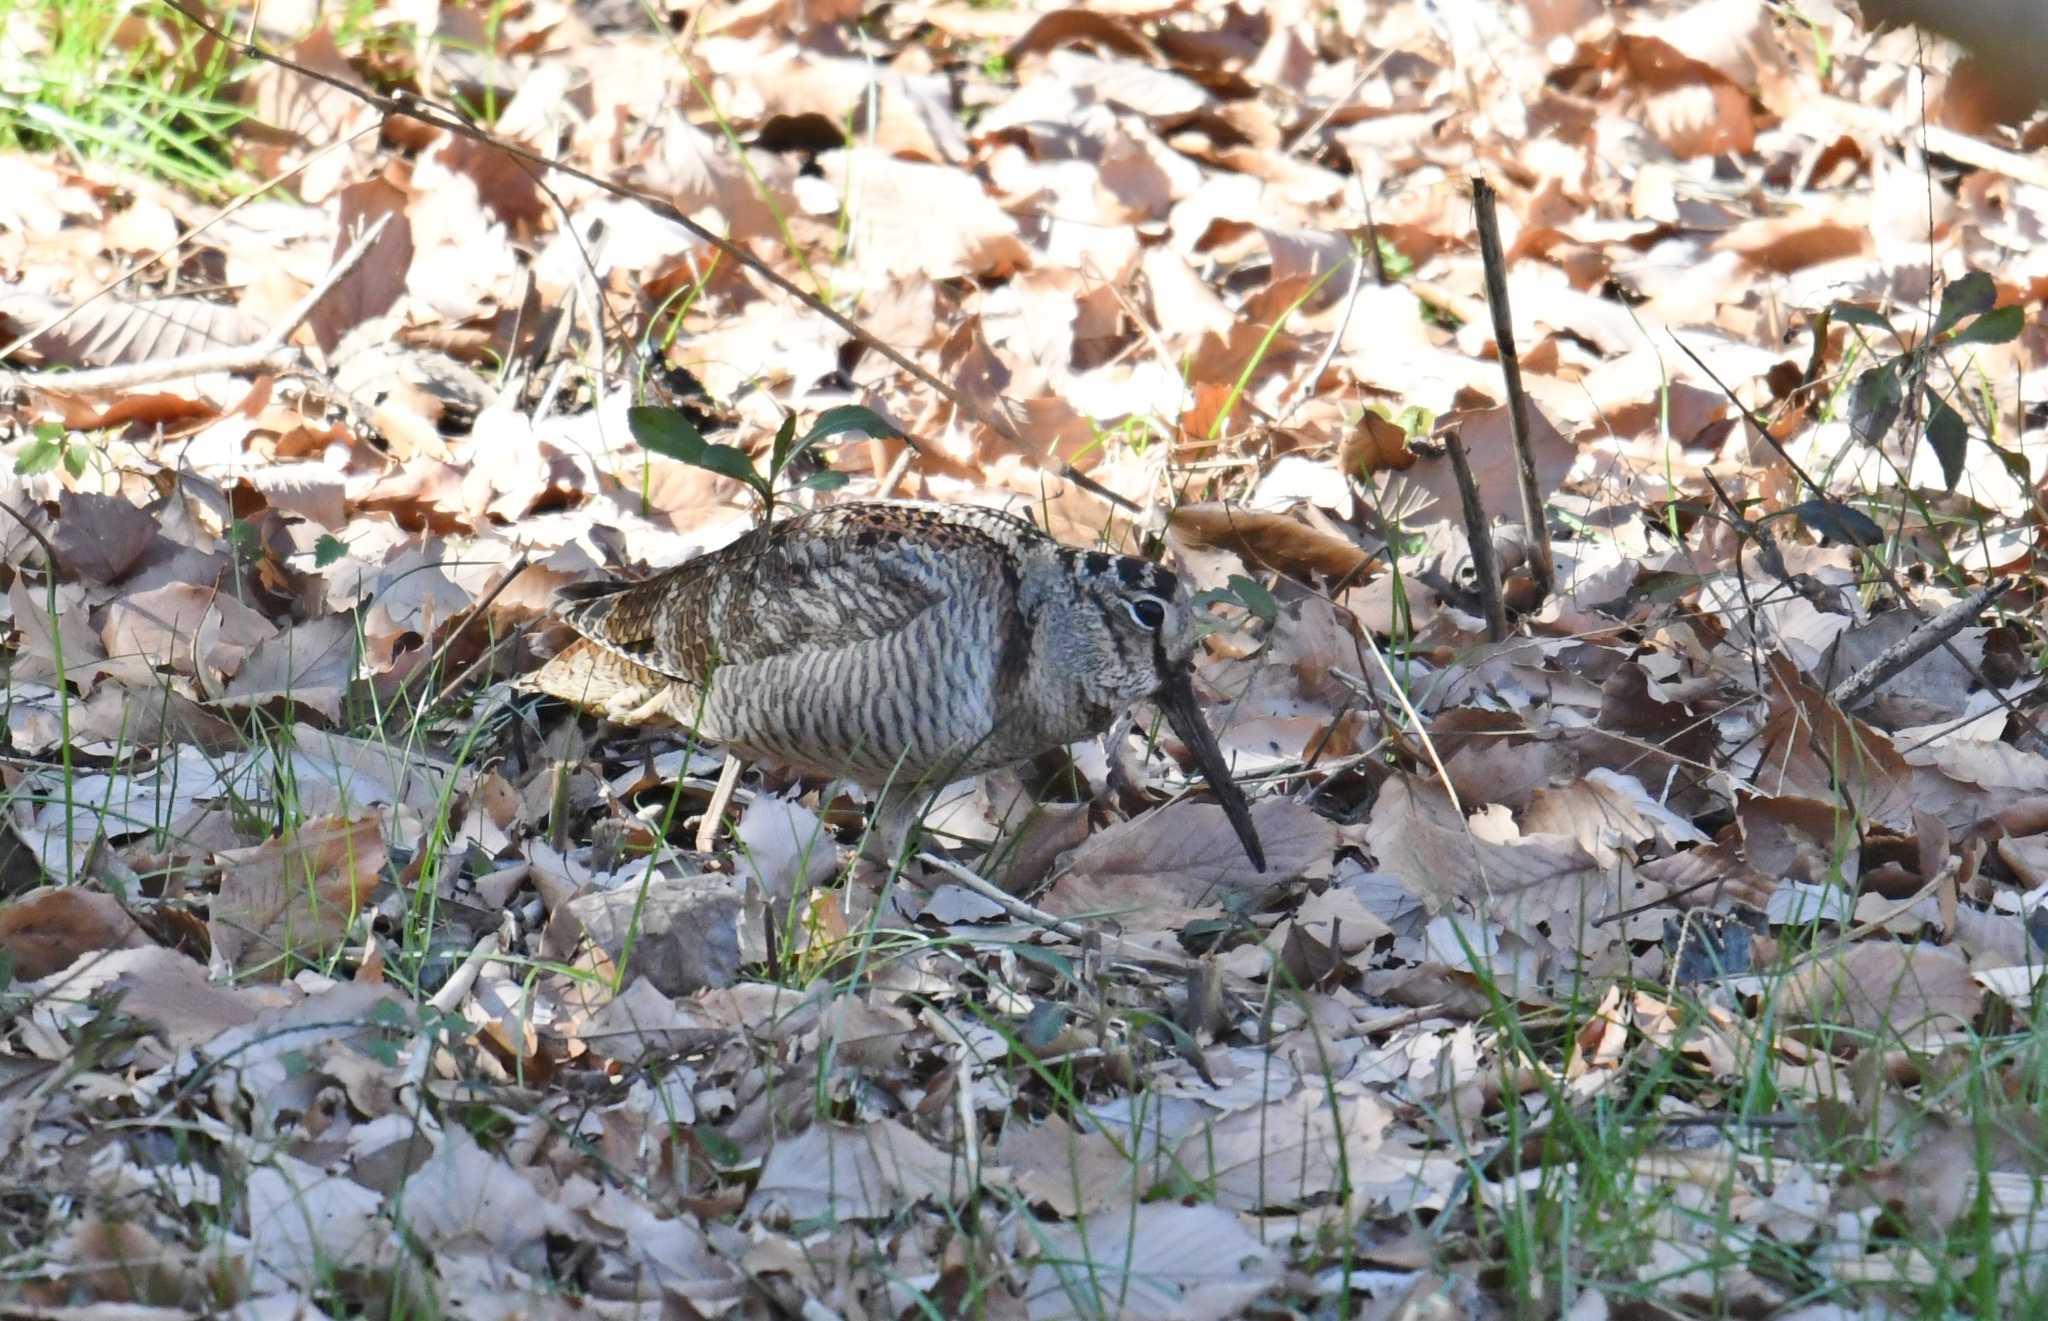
[1035,549,1266,872]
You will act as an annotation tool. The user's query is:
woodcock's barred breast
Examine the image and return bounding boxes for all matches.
[529,500,1264,870]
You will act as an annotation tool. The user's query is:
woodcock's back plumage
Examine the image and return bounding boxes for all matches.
[529,500,1264,869]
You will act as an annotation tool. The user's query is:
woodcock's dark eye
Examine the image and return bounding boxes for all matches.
[1125,597,1167,630]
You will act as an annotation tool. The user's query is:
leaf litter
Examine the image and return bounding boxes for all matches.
[4,0,2048,1315]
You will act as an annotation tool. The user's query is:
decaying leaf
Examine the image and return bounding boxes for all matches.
[1780,941,1983,1049]
[208,816,384,979]
[1024,1202,1282,1321]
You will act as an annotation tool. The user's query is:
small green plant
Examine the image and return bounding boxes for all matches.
[1375,235,1414,280]
[627,403,902,523]
[1192,574,1278,626]
[1833,270,2024,492]
[12,421,98,479]
[1367,401,1435,442]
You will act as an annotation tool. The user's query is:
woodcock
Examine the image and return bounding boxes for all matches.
[529,500,1266,870]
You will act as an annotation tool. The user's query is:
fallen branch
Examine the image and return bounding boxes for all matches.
[1829,578,2008,710]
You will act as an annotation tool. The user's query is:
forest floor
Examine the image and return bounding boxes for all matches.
[2,0,2048,1316]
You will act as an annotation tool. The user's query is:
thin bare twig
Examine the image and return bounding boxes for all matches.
[1443,430,1507,642]
[1469,176,1556,599]
[1830,578,2008,709]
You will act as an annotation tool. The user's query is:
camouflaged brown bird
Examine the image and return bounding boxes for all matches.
[529,500,1264,869]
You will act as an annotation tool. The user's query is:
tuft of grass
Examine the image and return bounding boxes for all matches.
[0,0,247,194]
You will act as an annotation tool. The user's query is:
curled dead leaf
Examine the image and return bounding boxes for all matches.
[0,887,149,981]
[208,816,384,980]
[1169,502,1374,581]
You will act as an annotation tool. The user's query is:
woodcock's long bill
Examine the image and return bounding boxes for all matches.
[529,500,1265,870]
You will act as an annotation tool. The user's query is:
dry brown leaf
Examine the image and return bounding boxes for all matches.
[50,491,162,586]
[102,582,277,681]
[1521,768,1708,866]
[9,575,111,693]
[0,286,267,369]
[1422,397,1577,526]
[1781,942,1983,1048]
[307,179,413,355]
[1363,773,1614,941]
[1046,799,1331,924]
[566,873,743,999]
[0,887,149,980]
[237,28,378,199]
[217,614,359,723]
[208,815,384,980]
[41,1214,210,1308]
[1740,793,1860,886]
[1750,653,1916,831]
[1168,502,1375,581]
[420,131,547,230]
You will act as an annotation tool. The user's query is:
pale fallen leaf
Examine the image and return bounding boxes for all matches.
[0,287,267,370]
[1522,768,1709,867]
[217,615,360,723]
[246,1153,388,1294]
[732,793,838,909]
[1364,774,1615,943]
[747,1120,973,1223]
[398,1125,571,1258]
[564,1184,744,1308]
[819,147,1029,282]
[566,873,743,998]
[1180,1089,1393,1211]
[1024,1201,1281,1321]
[995,1112,1140,1218]
[100,946,264,1051]
[9,575,110,693]
[102,582,278,681]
